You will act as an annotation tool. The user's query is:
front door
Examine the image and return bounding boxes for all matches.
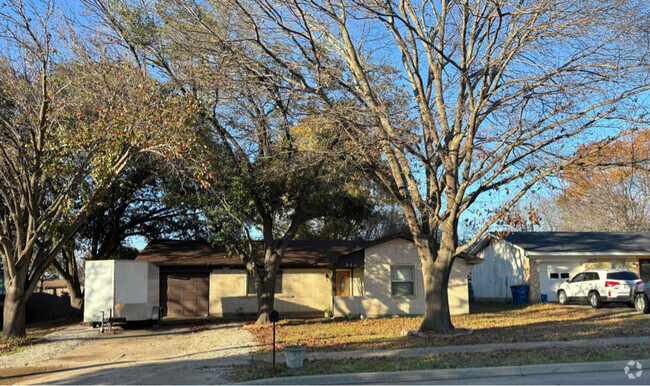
[335,270,351,296]
[640,259,650,283]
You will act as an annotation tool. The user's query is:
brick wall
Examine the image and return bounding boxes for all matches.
[527,258,541,303]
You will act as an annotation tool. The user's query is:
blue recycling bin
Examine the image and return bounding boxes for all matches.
[541,294,548,303]
[510,285,529,304]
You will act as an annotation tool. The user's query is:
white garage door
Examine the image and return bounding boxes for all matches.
[539,262,581,301]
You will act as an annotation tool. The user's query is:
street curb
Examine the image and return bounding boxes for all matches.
[241,359,650,384]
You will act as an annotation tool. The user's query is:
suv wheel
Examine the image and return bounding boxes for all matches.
[636,294,650,314]
[589,291,602,308]
[558,290,568,305]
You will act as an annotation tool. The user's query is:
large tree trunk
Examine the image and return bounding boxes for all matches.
[3,286,26,339]
[417,221,458,333]
[255,264,278,324]
[67,283,84,314]
[53,245,84,314]
[419,256,454,333]
[256,290,275,324]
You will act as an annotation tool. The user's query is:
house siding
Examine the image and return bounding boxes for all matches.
[352,267,364,296]
[583,257,640,275]
[333,238,471,317]
[208,268,331,317]
[472,240,526,301]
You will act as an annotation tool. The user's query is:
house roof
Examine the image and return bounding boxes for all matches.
[37,279,72,289]
[135,239,368,267]
[477,232,650,255]
[316,232,413,264]
[136,232,481,267]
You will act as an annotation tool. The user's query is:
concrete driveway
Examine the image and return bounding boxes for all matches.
[0,323,257,384]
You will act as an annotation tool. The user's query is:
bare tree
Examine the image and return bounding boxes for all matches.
[220,0,650,332]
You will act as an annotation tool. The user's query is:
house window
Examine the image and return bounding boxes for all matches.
[247,271,283,295]
[560,273,570,279]
[391,266,414,296]
[610,259,627,270]
[550,273,559,279]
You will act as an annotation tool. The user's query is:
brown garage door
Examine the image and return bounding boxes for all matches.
[161,273,209,317]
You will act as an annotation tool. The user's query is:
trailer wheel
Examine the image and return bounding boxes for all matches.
[151,306,163,327]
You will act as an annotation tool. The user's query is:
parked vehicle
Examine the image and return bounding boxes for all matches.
[634,282,650,314]
[84,260,162,326]
[557,269,642,308]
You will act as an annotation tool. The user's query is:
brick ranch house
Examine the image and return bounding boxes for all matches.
[135,233,482,319]
[469,232,650,303]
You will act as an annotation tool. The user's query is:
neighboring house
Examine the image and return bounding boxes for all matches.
[135,233,481,318]
[470,232,650,302]
[36,279,84,297]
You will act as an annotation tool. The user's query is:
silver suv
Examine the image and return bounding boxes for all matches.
[557,269,642,308]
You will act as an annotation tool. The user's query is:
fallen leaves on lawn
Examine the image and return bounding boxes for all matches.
[243,303,650,352]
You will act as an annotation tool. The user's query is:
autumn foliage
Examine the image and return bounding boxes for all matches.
[552,131,650,231]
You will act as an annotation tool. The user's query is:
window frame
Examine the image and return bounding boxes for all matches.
[390,266,415,297]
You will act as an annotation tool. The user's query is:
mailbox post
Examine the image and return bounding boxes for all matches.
[270,310,280,375]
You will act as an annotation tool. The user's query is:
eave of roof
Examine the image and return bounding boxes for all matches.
[136,239,368,267]
[470,232,650,255]
[135,232,482,267]
[316,231,414,264]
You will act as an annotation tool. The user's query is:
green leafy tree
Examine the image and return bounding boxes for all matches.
[87,0,379,323]
[0,0,200,338]
[52,159,205,311]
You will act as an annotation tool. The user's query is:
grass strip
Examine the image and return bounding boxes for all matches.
[226,344,650,382]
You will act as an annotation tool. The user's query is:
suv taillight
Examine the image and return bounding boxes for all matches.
[605,281,619,287]
[636,280,643,285]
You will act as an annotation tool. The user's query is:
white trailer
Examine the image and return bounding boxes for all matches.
[84,260,161,325]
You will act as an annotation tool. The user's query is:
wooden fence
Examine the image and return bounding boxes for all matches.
[0,292,78,326]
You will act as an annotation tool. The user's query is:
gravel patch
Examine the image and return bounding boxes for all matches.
[13,323,259,385]
[0,324,98,368]
[179,324,257,362]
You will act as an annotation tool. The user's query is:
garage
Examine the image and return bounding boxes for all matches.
[161,273,209,317]
[539,262,581,302]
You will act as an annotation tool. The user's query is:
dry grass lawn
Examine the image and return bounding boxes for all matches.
[243,302,650,352]
[227,343,650,382]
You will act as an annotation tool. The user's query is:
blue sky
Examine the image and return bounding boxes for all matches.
[12,0,645,250]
